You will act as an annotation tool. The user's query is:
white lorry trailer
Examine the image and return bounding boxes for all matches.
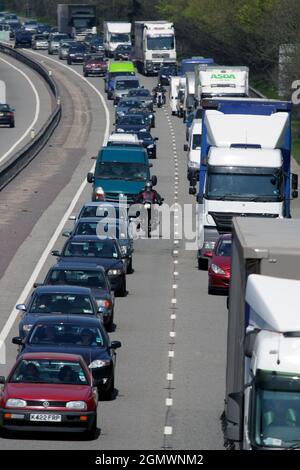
[134,21,176,75]
[225,217,300,450]
[195,65,249,103]
[183,71,196,120]
[103,22,131,57]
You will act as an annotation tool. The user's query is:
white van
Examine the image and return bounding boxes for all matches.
[184,119,202,181]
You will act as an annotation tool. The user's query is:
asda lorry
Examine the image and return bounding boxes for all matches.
[195,66,249,103]
[191,97,298,269]
[225,217,300,450]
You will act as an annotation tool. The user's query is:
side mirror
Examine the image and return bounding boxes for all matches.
[51,250,60,257]
[244,329,259,358]
[151,175,157,186]
[154,137,159,141]
[190,176,197,187]
[183,144,188,152]
[189,187,196,196]
[292,173,298,190]
[33,283,42,288]
[12,337,23,346]
[62,231,71,238]
[16,304,26,312]
[196,193,203,203]
[224,392,243,442]
[149,163,153,168]
[0,376,5,384]
[110,340,122,350]
[91,156,97,160]
[87,172,94,184]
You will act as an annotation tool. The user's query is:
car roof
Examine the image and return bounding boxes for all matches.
[28,314,102,327]
[108,61,135,72]
[81,201,126,209]
[115,75,139,82]
[34,285,92,295]
[20,352,86,362]
[52,261,106,272]
[218,233,232,241]
[67,235,118,243]
[98,146,146,161]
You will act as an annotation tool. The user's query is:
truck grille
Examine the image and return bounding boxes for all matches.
[209,212,279,233]
[26,400,67,407]
[105,192,136,204]
[152,53,170,59]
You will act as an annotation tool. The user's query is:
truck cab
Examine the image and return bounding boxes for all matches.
[184,119,202,181]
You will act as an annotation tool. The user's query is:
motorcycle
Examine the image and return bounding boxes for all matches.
[155,90,166,108]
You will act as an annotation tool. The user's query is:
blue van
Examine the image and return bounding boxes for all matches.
[87,146,157,204]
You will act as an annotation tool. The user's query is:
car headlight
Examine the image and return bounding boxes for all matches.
[96,299,111,309]
[95,187,105,197]
[189,161,199,169]
[204,241,216,251]
[6,398,27,408]
[22,324,33,332]
[139,128,147,132]
[211,264,225,275]
[117,128,125,132]
[89,359,111,369]
[66,401,87,410]
[108,269,123,276]
[147,144,154,149]
[117,111,125,117]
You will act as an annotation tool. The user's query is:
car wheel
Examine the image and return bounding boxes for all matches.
[116,276,126,297]
[67,60,71,65]
[10,122,15,128]
[106,311,114,332]
[152,119,155,128]
[84,72,88,77]
[127,258,133,274]
[85,414,97,440]
[101,375,114,401]
[208,285,215,295]
[198,258,207,270]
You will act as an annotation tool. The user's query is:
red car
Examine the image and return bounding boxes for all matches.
[83,55,108,77]
[208,234,232,295]
[0,352,98,437]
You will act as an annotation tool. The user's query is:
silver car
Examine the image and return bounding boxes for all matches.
[32,34,49,50]
[59,39,76,60]
[112,76,140,106]
[48,33,69,55]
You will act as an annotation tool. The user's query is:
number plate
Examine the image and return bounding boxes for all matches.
[30,414,62,422]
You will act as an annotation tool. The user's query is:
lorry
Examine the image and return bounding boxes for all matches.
[169,76,186,116]
[103,22,131,58]
[191,97,298,269]
[195,65,249,104]
[57,4,97,40]
[225,217,300,450]
[183,71,196,120]
[134,21,176,75]
[178,56,214,76]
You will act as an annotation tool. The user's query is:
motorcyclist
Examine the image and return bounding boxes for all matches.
[135,181,164,205]
[152,82,166,105]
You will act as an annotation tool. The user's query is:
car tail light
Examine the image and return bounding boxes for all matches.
[7,112,13,117]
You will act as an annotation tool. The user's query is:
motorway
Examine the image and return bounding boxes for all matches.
[0,50,299,450]
[0,52,54,165]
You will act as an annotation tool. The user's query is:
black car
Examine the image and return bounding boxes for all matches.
[67,44,87,64]
[116,113,151,133]
[158,63,178,85]
[115,98,145,121]
[89,37,104,53]
[14,30,32,48]
[16,285,102,339]
[39,262,115,331]
[52,236,127,297]
[129,107,155,128]
[13,315,121,400]
[136,131,158,159]
[62,217,134,274]
[0,104,15,128]
[113,44,132,61]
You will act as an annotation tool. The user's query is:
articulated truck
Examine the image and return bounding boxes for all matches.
[57,4,97,40]
[134,21,176,75]
[191,98,298,269]
[225,217,300,450]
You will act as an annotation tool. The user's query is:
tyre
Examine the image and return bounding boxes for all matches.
[198,258,207,270]
[127,258,133,274]
[9,122,15,128]
[85,414,97,440]
[116,277,126,297]
[106,313,114,332]
[84,72,88,77]
[151,118,155,128]
[101,375,114,401]
[208,285,215,295]
[67,60,71,65]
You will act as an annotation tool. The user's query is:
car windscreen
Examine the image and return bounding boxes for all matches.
[49,269,107,289]
[116,80,139,90]
[80,205,122,219]
[215,239,232,257]
[63,240,120,259]
[11,358,89,384]
[128,89,151,97]
[0,104,10,111]
[75,221,128,239]
[95,162,148,182]
[29,293,94,314]
[118,115,145,125]
[192,133,202,150]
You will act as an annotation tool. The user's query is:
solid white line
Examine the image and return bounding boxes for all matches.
[0,53,110,346]
[0,56,40,164]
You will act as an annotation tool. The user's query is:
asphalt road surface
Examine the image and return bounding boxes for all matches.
[0,50,299,450]
[0,52,54,166]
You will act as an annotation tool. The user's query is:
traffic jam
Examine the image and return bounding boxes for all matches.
[0,4,300,452]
